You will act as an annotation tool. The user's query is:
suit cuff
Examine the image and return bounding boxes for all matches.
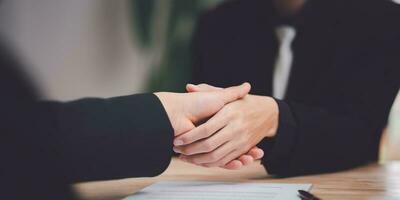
[261,99,297,176]
[107,94,174,178]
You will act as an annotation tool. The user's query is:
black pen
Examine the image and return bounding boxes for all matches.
[298,190,321,200]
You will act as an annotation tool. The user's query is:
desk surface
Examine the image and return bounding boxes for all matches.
[75,158,400,200]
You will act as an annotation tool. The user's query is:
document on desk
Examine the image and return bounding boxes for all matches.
[123,181,312,200]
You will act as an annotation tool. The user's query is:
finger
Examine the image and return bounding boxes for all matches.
[221,155,252,170]
[221,160,243,170]
[203,148,246,168]
[186,84,198,93]
[174,109,229,146]
[180,141,236,164]
[218,82,251,104]
[179,154,189,162]
[174,124,233,155]
[247,147,264,160]
[221,147,262,169]
[184,83,249,124]
[238,155,254,166]
[186,83,222,93]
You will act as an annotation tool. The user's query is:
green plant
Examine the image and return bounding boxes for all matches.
[131,0,223,92]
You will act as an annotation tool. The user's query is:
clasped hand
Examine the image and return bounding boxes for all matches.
[156,83,279,170]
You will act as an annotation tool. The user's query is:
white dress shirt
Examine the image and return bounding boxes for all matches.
[272,25,297,99]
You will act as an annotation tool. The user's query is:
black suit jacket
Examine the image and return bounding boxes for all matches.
[0,43,174,199]
[192,0,400,176]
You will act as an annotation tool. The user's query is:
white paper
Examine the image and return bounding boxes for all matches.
[123,181,312,200]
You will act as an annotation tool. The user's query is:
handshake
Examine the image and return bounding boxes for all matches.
[155,83,279,170]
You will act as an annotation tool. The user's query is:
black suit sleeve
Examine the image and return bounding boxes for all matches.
[51,94,174,182]
[1,46,174,184]
[1,42,174,199]
[6,94,174,183]
[262,93,397,177]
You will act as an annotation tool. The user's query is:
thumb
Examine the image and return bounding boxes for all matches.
[184,83,250,123]
[186,83,222,93]
[218,82,251,104]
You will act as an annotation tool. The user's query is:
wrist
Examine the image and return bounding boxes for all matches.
[154,92,179,132]
[265,97,279,138]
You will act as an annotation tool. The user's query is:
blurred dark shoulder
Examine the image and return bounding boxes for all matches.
[198,0,400,31]
[193,0,275,59]
[327,0,400,29]
[196,0,273,33]
[0,40,39,101]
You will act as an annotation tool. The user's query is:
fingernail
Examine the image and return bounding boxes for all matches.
[174,140,184,146]
[242,82,251,89]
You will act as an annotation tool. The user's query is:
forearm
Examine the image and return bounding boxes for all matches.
[261,99,384,177]
[47,94,174,182]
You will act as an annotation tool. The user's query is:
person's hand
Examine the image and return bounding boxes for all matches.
[174,83,279,168]
[154,83,251,137]
[179,84,265,170]
[155,83,263,169]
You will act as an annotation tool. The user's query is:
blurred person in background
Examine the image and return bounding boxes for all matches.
[173,0,400,176]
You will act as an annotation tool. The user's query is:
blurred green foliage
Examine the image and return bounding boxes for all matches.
[131,0,224,92]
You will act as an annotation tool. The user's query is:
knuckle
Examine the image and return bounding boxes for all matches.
[181,146,196,156]
[211,163,220,168]
[237,137,248,148]
[208,152,220,162]
[219,159,230,167]
[244,143,252,152]
[202,163,213,168]
[180,136,190,144]
[224,105,234,113]
[198,83,207,87]
[234,109,244,119]
[203,141,214,152]
[215,160,226,167]
[235,123,245,133]
[179,148,188,155]
[201,125,211,137]
[241,141,252,152]
[190,157,200,164]
[222,108,235,121]
[231,111,243,121]
[205,161,219,168]
[243,137,250,146]
[230,123,244,136]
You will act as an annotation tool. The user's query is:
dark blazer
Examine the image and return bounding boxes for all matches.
[0,43,174,199]
[192,0,400,176]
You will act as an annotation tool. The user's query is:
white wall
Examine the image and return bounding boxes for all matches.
[0,0,153,101]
